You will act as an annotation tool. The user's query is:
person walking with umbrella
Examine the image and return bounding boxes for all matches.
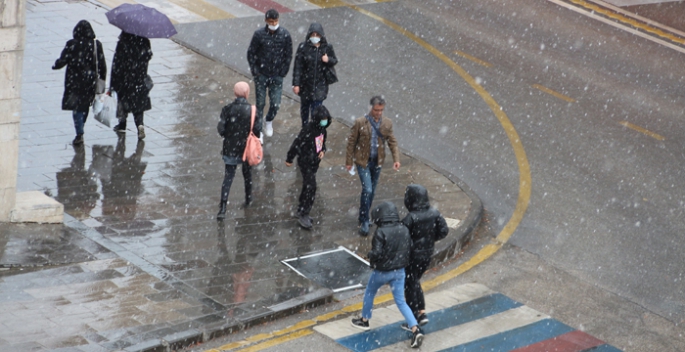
[105,3,177,140]
[110,31,153,140]
[52,20,107,145]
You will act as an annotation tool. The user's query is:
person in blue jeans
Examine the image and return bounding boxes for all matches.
[351,201,424,349]
[345,96,401,236]
[247,9,292,140]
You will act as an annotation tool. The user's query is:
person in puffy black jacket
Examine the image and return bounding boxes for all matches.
[285,105,331,229]
[216,82,259,219]
[111,31,153,140]
[351,201,424,348]
[52,20,106,145]
[292,23,338,127]
[402,184,449,326]
[247,9,292,139]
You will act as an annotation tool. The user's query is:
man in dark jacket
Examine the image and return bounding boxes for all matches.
[52,20,107,145]
[247,9,292,140]
[285,105,331,229]
[292,23,338,127]
[216,82,259,219]
[111,31,153,140]
[402,184,449,329]
[351,201,424,349]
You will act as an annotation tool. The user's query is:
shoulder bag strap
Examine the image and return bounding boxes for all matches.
[93,39,98,79]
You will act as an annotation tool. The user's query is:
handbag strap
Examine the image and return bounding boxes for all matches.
[243,105,257,161]
[93,39,99,83]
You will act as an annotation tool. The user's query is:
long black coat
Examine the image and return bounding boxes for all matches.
[217,97,260,160]
[292,23,338,101]
[402,184,449,261]
[53,20,106,112]
[110,32,152,113]
[368,202,412,271]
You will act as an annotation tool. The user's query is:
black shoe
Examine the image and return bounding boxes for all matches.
[113,124,126,133]
[417,313,429,326]
[72,134,83,145]
[400,323,412,332]
[410,328,424,348]
[298,214,312,229]
[217,202,227,220]
[351,317,370,331]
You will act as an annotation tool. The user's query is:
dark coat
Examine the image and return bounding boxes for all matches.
[402,184,449,261]
[110,32,152,113]
[292,23,338,101]
[247,26,293,78]
[53,20,106,112]
[286,106,331,172]
[217,97,260,160]
[368,202,412,271]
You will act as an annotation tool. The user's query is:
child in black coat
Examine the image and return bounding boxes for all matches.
[285,105,331,229]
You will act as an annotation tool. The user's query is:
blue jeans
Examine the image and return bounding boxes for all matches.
[299,98,323,127]
[362,268,418,328]
[255,75,283,131]
[357,159,381,224]
[72,110,89,136]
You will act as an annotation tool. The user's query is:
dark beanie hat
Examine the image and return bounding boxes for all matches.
[265,9,279,20]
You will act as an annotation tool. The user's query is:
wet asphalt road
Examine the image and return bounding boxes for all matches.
[174,0,685,328]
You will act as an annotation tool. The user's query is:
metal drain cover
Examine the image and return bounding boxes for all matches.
[282,247,371,292]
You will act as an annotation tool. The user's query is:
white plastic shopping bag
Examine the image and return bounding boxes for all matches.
[94,91,117,127]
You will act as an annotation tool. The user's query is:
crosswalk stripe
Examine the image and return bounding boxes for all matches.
[335,294,526,351]
[307,0,349,8]
[437,319,574,352]
[236,0,293,13]
[165,0,235,20]
[314,284,622,352]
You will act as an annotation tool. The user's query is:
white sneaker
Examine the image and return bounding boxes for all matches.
[265,121,273,137]
[259,132,264,145]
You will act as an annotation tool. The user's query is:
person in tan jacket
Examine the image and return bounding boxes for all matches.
[345,96,400,236]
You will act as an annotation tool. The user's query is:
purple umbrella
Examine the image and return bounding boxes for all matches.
[106,4,177,39]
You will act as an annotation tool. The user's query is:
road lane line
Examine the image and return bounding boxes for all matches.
[204,6,533,351]
[619,121,665,140]
[307,0,349,8]
[454,50,493,68]
[532,84,576,103]
[233,329,314,352]
[547,0,685,55]
[567,0,685,45]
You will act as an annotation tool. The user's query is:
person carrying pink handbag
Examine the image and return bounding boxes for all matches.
[216,82,260,219]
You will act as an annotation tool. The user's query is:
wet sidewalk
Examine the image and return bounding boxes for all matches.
[0,1,478,351]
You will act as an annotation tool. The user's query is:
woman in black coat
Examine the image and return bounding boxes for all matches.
[111,31,153,140]
[52,20,106,145]
[292,23,338,127]
[285,105,331,229]
[216,82,259,219]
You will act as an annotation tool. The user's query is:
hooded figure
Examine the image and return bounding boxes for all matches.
[286,105,332,229]
[351,201,424,348]
[292,23,338,126]
[52,20,107,144]
[401,184,449,326]
[111,31,153,139]
[216,82,259,219]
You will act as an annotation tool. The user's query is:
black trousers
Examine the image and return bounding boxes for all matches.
[297,167,317,216]
[404,257,431,315]
[116,109,144,128]
[221,162,252,204]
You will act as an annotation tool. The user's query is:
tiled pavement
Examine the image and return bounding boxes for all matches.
[0,0,477,351]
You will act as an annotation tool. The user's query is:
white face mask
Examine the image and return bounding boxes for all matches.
[309,36,321,44]
[268,24,279,31]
